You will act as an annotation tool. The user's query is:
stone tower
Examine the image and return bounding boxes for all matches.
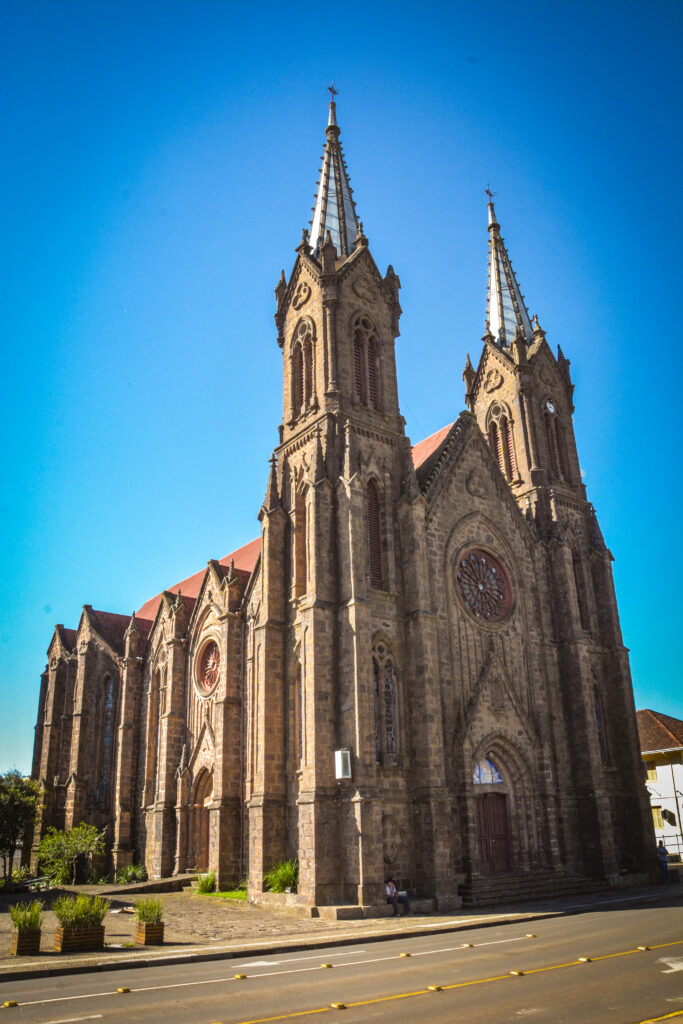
[463,198,652,877]
[245,97,458,907]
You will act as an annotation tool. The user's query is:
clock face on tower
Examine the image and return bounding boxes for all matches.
[455,548,513,623]
[196,640,220,695]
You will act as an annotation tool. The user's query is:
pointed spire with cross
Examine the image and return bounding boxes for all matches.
[308,86,361,259]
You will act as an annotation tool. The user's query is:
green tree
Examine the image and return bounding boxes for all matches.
[0,771,40,882]
[38,823,105,885]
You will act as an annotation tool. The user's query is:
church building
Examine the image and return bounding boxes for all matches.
[31,99,653,910]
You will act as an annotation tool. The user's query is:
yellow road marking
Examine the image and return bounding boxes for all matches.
[633,1012,683,1023]
[231,939,683,1024]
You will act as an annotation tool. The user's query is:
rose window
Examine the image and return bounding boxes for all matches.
[197,641,220,693]
[456,549,512,623]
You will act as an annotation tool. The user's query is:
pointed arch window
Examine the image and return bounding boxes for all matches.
[290,321,315,420]
[543,400,570,482]
[487,403,517,482]
[473,757,504,785]
[96,675,117,809]
[353,313,381,410]
[367,480,384,589]
[372,642,398,765]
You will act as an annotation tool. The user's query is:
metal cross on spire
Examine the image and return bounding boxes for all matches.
[328,82,338,100]
[485,186,496,201]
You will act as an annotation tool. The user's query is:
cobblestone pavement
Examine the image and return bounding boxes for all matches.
[1,885,443,964]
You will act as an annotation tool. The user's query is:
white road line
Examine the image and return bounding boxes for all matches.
[240,950,367,966]
[42,1016,103,1024]
[411,936,528,956]
[10,933,534,1008]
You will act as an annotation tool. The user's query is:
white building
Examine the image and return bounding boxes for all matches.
[637,709,683,861]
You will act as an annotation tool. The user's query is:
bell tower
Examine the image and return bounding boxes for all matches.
[247,96,456,909]
[464,197,585,525]
[464,197,652,877]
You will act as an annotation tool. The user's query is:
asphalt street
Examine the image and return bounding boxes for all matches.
[1,896,681,1024]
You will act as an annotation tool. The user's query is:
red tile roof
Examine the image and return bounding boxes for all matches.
[84,607,131,654]
[136,537,261,625]
[411,422,454,470]
[637,709,683,752]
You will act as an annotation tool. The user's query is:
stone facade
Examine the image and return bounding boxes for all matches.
[30,103,654,908]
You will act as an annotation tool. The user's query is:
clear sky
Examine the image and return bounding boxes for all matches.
[1,0,681,773]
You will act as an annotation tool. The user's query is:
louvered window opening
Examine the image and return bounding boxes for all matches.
[554,418,568,480]
[489,422,504,477]
[353,315,381,410]
[303,339,313,407]
[367,481,384,589]
[502,417,516,479]
[544,413,559,478]
[368,337,378,409]
[292,345,304,417]
[488,405,518,483]
[354,334,366,403]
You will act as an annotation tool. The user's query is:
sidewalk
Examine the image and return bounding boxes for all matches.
[1,885,680,983]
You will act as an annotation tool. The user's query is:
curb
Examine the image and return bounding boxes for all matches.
[1,887,678,984]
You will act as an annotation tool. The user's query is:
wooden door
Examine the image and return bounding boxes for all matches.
[476,793,511,874]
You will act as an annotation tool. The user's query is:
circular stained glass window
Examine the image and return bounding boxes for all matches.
[456,548,512,623]
[197,640,220,694]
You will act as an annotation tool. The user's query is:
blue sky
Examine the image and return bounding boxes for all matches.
[1,0,681,772]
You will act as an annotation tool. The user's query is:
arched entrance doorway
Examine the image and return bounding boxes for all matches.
[192,769,213,872]
[473,757,511,874]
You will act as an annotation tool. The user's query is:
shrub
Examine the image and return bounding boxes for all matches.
[196,869,216,894]
[263,859,298,893]
[134,897,163,924]
[38,824,105,884]
[11,865,31,884]
[52,894,110,929]
[9,900,43,932]
[116,864,148,884]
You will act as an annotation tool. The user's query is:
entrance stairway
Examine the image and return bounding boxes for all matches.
[459,870,606,908]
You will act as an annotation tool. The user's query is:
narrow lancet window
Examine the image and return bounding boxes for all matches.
[372,642,398,764]
[488,404,516,482]
[367,480,384,589]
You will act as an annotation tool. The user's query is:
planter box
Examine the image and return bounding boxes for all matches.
[135,921,164,946]
[11,930,41,956]
[53,926,104,953]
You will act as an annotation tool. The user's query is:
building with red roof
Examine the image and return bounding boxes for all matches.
[31,101,653,909]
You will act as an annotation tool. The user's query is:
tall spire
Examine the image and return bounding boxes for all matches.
[308,90,360,260]
[486,196,533,349]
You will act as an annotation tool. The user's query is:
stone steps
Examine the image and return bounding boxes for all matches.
[460,872,606,907]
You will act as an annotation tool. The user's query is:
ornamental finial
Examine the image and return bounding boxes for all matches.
[328,82,338,100]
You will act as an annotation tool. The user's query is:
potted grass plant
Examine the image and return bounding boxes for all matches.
[52,894,109,953]
[9,900,43,956]
[134,897,164,946]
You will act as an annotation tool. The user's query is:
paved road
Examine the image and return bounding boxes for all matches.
[1,896,681,1024]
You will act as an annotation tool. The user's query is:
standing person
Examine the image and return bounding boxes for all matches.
[657,840,669,883]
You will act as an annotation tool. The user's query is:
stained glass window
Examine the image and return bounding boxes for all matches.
[96,676,117,808]
[473,757,503,785]
[456,549,512,623]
